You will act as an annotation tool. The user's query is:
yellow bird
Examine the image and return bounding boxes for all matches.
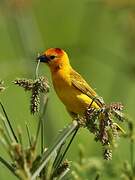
[37,48,104,117]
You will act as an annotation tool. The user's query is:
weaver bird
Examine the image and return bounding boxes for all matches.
[37,48,104,117]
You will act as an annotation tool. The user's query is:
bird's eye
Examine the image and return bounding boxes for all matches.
[50,55,55,60]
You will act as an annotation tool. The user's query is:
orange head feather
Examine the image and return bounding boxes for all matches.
[37,48,70,71]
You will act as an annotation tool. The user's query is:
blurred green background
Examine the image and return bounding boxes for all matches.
[0,0,135,179]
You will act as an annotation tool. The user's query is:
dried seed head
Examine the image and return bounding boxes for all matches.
[77,116,87,127]
[0,87,5,92]
[0,80,5,92]
[35,76,49,93]
[111,123,119,138]
[110,102,123,111]
[14,79,33,91]
[103,148,112,160]
[11,143,22,156]
[30,90,40,114]
[14,76,49,114]
[53,160,69,178]
[30,77,49,114]
[85,101,125,160]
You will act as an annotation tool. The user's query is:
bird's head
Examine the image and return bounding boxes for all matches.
[37,48,70,70]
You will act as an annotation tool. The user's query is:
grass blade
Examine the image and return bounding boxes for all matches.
[0,114,12,142]
[25,122,32,147]
[0,156,19,179]
[54,127,79,172]
[31,120,78,180]
[0,102,18,143]
[52,142,65,169]
[58,168,70,180]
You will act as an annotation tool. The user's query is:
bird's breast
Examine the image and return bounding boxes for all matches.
[51,70,97,114]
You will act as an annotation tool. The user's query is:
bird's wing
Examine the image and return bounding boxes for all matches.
[70,69,104,108]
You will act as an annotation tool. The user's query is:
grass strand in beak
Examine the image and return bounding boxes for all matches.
[36,60,40,79]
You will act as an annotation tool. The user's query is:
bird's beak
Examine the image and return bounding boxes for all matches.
[36,54,49,63]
